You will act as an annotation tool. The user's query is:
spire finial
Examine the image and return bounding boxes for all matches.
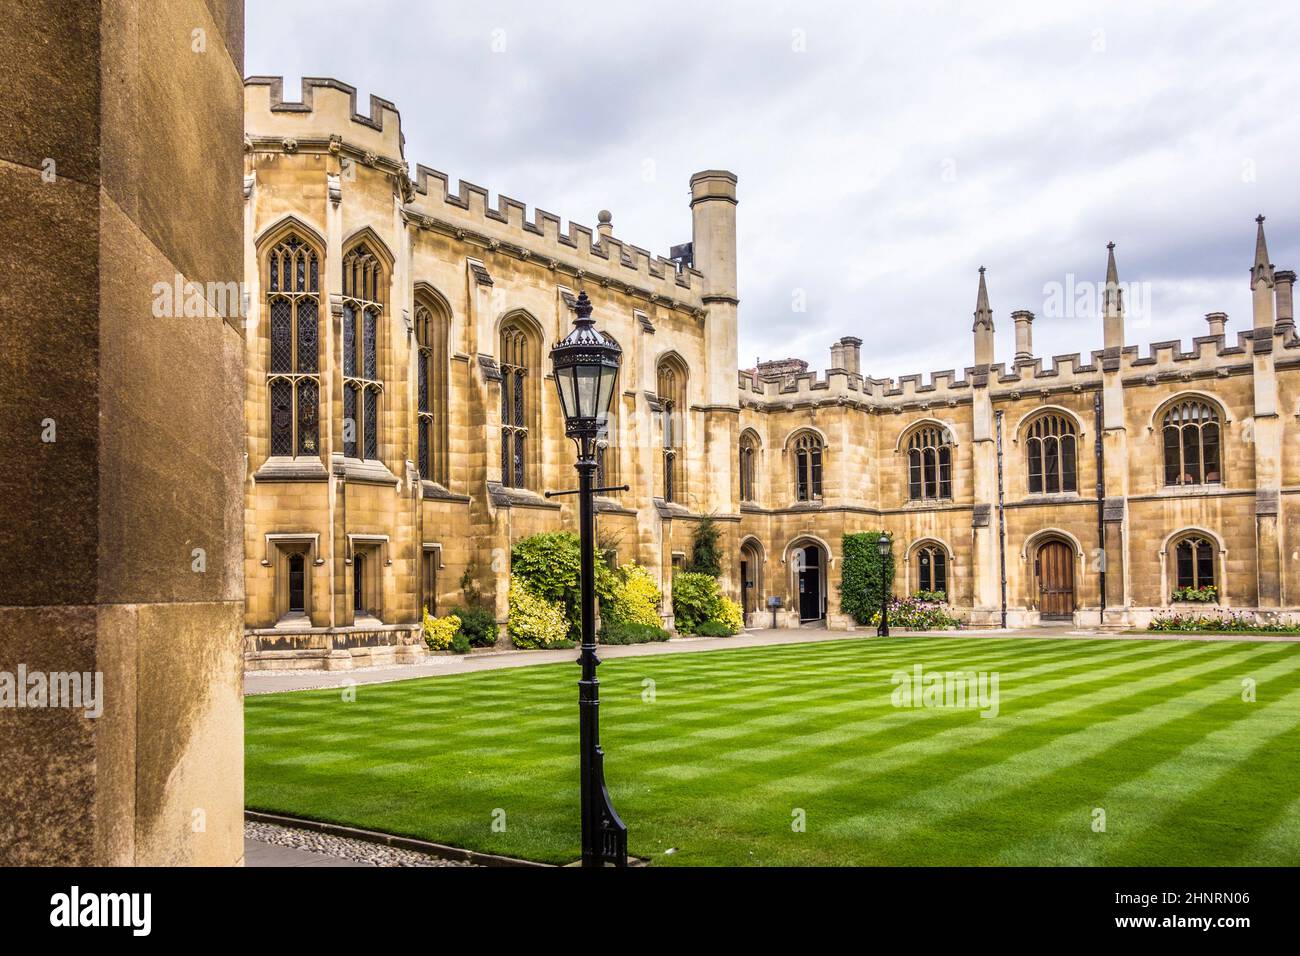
[972,266,993,331]
[1253,214,1274,288]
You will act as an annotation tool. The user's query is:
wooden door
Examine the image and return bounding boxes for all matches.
[1037,541,1074,618]
[798,547,822,621]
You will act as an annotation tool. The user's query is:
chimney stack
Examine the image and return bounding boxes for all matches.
[830,336,862,374]
[1205,312,1228,338]
[1012,310,1034,365]
[1275,270,1295,335]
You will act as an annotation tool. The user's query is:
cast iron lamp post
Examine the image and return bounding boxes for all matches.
[876,533,892,637]
[546,290,629,867]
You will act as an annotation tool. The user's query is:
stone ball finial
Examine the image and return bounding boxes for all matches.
[598,210,612,225]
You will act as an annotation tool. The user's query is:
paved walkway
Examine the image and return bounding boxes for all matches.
[244,625,1299,695]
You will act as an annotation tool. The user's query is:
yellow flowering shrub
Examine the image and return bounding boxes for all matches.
[605,564,663,628]
[422,608,461,651]
[715,596,744,635]
[507,578,571,649]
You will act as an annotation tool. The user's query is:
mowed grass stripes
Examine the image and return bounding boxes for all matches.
[244,636,1300,866]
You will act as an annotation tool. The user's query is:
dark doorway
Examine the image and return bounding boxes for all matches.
[288,553,305,613]
[1036,540,1074,619]
[797,545,823,622]
[353,553,366,614]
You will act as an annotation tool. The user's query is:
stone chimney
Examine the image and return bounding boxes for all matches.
[1012,310,1034,365]
[1205,312,1228,338]
[756,357,809,388]
[830,336,862,374]
[1275,270,1295,335]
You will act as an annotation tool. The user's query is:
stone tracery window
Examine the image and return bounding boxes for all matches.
[739,432,757,502]
[657,358,687,503]
[266,234,321,458]
[792,431,823,502]
[1173,534,1216,592]
[1162,399,1221,486]
[1025,412,1078,494]
[907,424,953,501]
[415,297,450,484]
[342,243,385,461]
[915,543,947,597]
[499,319,534,489]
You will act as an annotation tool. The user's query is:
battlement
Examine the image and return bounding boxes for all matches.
[244,77,707,308]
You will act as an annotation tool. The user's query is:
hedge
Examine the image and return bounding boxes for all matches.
[840,531,896,626]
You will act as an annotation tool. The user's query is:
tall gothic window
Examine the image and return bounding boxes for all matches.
[907,424,953,501]
[1174,534,1216,592]
[792,432,823,502]
[657,358,687,503]
[499,319,534,489]
[739,433,757,502]
[266,234,321,458]
[1162,399,1221,486]
[915,544,947,597]
[341,243,384,461]
[415,297,450,484]
[1026,412,1078,494]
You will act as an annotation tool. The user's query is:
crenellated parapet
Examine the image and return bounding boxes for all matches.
[244,76,707,314]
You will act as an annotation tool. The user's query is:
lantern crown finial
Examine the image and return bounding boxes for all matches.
[575,290,594,322]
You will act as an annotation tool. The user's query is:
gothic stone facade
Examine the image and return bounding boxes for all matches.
[243,77,1300,668]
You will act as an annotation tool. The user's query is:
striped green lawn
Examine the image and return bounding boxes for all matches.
[244,636,1300,866]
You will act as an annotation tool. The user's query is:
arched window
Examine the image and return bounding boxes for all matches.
[907,424,953,501]
[415,296,449,484]
[1025,412,1078,494]
[266,234,321,458]
[739,433,757,502]
[1162,399,1221,486]
[915,544,947,598]
[657,358,687,503]
[1173,534,1217,597]
[499,318,536,489]
[342,243,385,461]
[792,432,823,502]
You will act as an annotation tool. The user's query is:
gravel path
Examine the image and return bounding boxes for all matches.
[245,820,478,867]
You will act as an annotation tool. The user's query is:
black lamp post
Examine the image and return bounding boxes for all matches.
[876,533,892,637]
[547,290,629,867]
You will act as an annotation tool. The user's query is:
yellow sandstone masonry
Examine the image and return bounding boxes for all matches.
[242,77,1300,667]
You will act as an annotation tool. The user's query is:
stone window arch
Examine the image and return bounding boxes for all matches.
[739,429,759,502]
[1173,532,1217,594]
[415,292,450,484]
[499,314,541,489]
[341,242,386,461]
[1024,411,1078,494]
[657,355,688,503]
[906,423,953,501]
[265,232,321,458]
[912,541,949,598]
[791,430,824,502]
[1161,397,1222,486]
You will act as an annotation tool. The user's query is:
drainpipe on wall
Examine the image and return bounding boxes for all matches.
[1094,391,1107,615]
[995,410,1008,628]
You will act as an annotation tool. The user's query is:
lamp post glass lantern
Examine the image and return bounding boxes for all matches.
[548,290,628,867]
[876,533,892,637]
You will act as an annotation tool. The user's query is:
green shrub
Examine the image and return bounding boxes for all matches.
[672,572,742,635]
[511,532,616,641]
[687,515,723,577]
[1171,584,1218,603]
[840,532,896,625]
[422,608,461,651]
[914,589,947,603]
[451,630,471,654]
[450,605,499,648]
[599,621,671,645]
[604,564,663,628]
[507,577,571,649]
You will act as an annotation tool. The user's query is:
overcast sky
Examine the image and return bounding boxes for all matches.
[247,0,1300,380]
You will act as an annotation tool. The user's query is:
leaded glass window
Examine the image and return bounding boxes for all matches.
[341,243,385,461]
[265,233,321,458]
[1162,399,1221,486]
[1025,412,1077,494]
[916,544,947,598]
[739,434,757,502]
[793,432,823,502]
[906,424,953,501]
[657,359,686,503]
[1174,535,1216,591]
[499,322,531,489]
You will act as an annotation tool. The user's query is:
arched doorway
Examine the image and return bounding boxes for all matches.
[1034,539,1074,620]
[792,543,827,623]
[740,539,763,619]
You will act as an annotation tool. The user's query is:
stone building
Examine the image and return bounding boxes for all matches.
[243,76,1300,668]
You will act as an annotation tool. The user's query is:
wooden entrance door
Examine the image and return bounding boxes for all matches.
[1036,541,1074,619]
